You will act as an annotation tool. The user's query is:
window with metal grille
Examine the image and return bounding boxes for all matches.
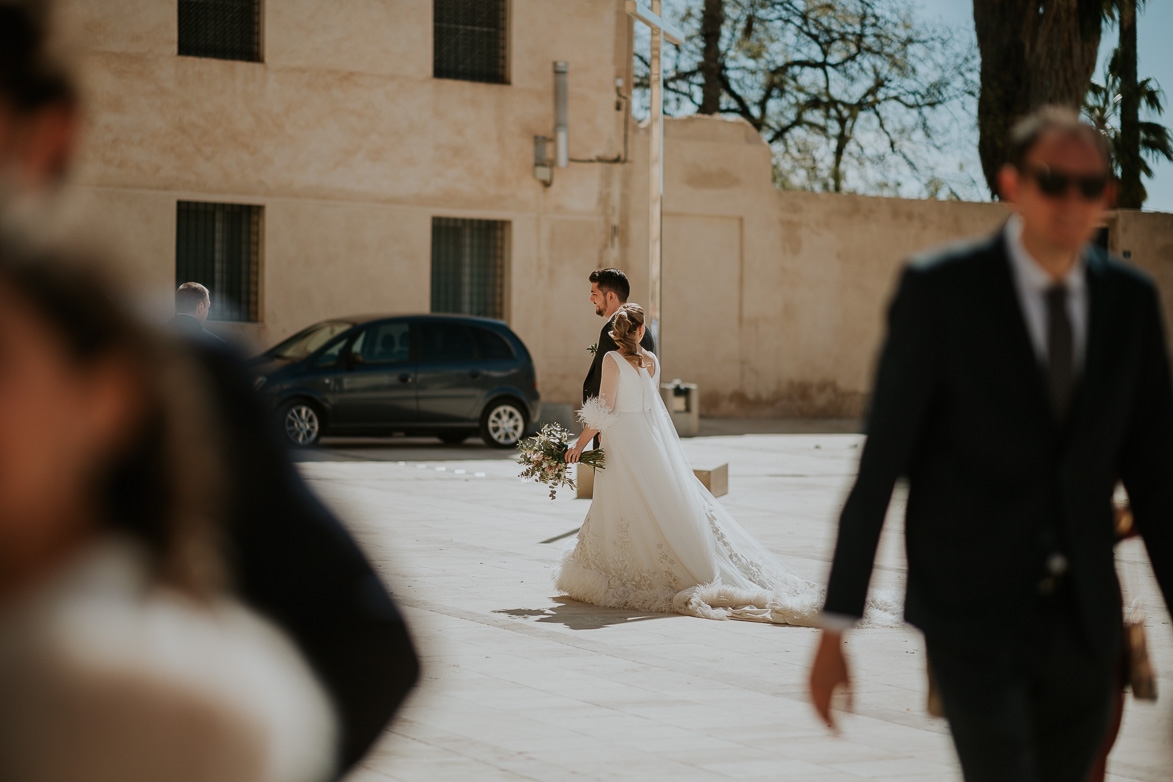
[176,201,262,322]
[433,0,508,84]
[431,217,507,320]
[178,0,262,62]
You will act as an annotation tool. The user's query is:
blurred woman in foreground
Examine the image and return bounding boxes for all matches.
[0,232,336,782]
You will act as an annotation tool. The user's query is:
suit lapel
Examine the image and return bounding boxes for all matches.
[1065,249,1113,436]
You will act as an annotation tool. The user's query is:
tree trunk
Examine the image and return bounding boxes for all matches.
[973,0,1104,197]
[974,0,1030,198]
[831,122,850,193]
[1117,0,1143,208]
[700,0,724,114]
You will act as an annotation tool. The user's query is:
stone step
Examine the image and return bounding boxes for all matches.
[576,462,728,499]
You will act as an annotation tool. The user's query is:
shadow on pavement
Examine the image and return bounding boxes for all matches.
[290,436,514,463]
[494,598,674,630]
[540,527,581,545]
[289,420,864,463]
[696,418,863,437]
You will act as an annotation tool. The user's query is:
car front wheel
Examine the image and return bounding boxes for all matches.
[281,400,323,447]
[480,400,526,448]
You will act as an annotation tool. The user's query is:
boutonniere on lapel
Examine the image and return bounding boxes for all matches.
[587,343,599,355]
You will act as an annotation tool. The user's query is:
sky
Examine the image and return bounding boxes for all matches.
[649,0,1173,211]
[915,0,1173,213]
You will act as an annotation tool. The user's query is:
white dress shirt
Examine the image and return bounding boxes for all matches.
[1004,216,1090,373]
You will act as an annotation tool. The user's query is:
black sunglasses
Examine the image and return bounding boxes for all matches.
[1023,165,1109,200]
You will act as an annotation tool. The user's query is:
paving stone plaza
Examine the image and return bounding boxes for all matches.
[295,426,1172,781]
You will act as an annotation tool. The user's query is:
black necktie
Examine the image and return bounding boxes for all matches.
[1045,283,1074,420]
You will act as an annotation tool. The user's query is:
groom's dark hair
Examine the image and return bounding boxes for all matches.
[588,268,630,302]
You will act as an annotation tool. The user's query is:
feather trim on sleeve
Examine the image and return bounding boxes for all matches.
[578,396,619,433]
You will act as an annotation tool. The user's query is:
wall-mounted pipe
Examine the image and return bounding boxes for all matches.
[533,135,553,186]
[554,61,569,168]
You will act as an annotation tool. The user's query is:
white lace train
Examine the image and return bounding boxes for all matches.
[556,351,899,627]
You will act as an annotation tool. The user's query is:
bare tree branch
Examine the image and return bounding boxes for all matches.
[634,0,977,195]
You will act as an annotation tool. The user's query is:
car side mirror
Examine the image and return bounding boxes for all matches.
[346,352,365,369]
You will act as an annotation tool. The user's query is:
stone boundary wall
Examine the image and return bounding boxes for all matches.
[642,116,1173,418]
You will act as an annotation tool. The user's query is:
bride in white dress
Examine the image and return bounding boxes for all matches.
[557,304,895,626]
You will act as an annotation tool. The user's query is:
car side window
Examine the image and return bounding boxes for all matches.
[310,335,350,369]
[356,322,411,365]
[471,327,515,360]
[420,323,477,363]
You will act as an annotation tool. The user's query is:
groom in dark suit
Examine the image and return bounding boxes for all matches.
[582,268,655,406]
[809,107,1173,782]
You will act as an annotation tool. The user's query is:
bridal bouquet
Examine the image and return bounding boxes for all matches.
[517,423,605,500]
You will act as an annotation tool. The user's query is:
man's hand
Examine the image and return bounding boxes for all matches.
[809,630,852,732]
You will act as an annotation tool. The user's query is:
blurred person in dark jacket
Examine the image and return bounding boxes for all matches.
[0,233,337,782]
[0,1,76,192]
[0,1,419,771]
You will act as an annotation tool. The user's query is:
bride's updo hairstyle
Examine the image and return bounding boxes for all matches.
[610,303,650,369]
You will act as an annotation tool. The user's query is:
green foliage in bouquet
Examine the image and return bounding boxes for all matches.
[517,422,605,500]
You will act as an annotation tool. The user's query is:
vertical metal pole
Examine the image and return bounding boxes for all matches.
[648,0,663,355]
[554,62,569,168]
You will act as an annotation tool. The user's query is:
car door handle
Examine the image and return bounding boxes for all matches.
[399,373,414,383]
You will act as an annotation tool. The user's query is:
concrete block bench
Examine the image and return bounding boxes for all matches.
[576,462,728,499]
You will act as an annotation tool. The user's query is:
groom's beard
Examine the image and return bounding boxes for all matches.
[595,304,605,317]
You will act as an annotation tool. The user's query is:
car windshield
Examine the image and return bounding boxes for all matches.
[268,321,354,360]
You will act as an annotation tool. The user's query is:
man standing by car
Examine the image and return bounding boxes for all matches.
[170,282,224,345]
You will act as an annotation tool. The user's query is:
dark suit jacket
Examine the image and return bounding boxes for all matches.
[582,315,656,403]
[169,313,225,345]
[824,231,1173,658]
[185,341,418,775]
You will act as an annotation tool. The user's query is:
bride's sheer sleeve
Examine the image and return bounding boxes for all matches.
[599,351,622,407]
[578,352,621,433]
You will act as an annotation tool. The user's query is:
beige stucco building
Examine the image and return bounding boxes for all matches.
[57,0,1173,418]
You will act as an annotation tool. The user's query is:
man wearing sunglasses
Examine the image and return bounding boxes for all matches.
[810,106,1173,782]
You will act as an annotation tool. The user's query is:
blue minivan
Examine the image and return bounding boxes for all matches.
[251,314,541,448]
